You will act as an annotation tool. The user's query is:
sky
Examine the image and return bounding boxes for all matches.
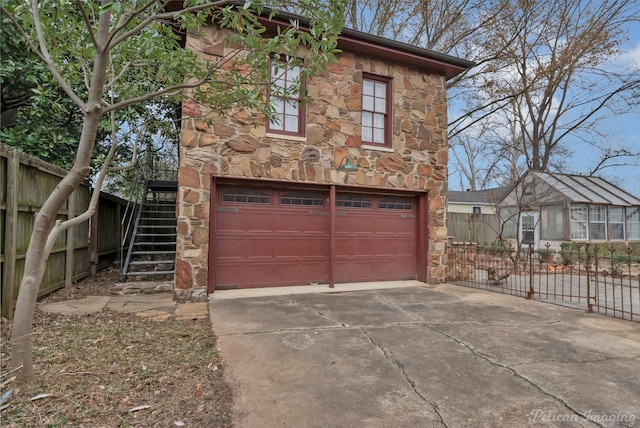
[448,16,640,198]
[567,21,640,198]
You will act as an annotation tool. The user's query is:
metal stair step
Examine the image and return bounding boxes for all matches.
[140,217,176,223]
[125,270,175,276]
[132,251,176,256]
[135,233,177,237]
[134,242,177,247]
[129,260,175,266]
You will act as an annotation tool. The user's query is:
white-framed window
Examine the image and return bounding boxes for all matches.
[570,205,588,240]
[589,206,607,240]
[609,207,625,240]
[267,57,305,136]
[627,207,640,240]
[361,74,391,147]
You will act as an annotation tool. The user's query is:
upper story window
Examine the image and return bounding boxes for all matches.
[361,74,392,148]
[267,57,305,137]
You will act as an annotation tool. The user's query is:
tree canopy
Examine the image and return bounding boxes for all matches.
[4,0,347,385]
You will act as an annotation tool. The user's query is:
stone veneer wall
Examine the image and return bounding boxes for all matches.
[175,26,451,299]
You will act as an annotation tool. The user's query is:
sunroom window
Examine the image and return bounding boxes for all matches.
[570,205,588,240]
[628,207,640,240]
[609,207,625,240]
[589,206,607,240]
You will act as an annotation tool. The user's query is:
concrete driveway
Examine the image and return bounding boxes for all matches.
[209,283,640,427]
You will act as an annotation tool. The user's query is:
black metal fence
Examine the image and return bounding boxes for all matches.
[448,242,640,321]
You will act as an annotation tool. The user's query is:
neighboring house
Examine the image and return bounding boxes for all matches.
[174,9,473,298]
[499,171,640,250]
[447,187,507,243]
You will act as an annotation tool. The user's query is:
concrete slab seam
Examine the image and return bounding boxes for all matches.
[290,299,349,328]
[359,327,447,427]
[425,323,602,427]
[376,292,422,323]
[217,321,426,337]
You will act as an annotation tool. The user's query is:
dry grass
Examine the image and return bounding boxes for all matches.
[1,269,233,427]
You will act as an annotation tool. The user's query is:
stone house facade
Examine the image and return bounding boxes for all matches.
[174,13,473,299]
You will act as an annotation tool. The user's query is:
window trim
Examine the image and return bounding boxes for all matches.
[266,56,306,137]
[361,73,392,148]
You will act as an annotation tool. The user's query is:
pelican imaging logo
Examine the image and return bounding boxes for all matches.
[529,409,636,426]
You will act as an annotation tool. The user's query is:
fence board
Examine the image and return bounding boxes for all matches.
[0,143,128,318]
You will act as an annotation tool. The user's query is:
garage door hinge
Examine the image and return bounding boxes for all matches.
[308,211,328,216]
[217,207,240,213]
[401,214,416,219]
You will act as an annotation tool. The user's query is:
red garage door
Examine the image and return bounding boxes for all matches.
[212,183,420,290]
[215,186,330,288]
[335,193,417,283]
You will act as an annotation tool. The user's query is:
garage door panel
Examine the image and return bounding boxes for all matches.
[215,186,330,288]
[216,259,329,288]
[335,193,416,283]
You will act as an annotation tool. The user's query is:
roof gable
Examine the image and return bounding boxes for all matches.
[503,171,640,207]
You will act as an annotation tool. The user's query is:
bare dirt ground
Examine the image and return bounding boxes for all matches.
[0,268,233,427]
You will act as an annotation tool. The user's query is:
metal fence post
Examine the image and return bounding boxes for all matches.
[527,243,534,299]
[586,243,593,312]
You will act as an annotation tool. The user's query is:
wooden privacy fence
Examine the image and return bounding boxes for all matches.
[1,144,128,318]
[447,211,499,245]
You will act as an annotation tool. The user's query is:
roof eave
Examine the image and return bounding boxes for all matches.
[256,14,474,80]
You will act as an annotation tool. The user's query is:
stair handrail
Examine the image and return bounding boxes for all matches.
[120,180,150,282]
[119,156,146,273]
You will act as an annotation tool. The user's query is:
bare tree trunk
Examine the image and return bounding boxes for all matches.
[9,0,110,381]
[9,165,91,381]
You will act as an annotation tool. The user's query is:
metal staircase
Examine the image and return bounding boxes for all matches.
[121,180,178,281]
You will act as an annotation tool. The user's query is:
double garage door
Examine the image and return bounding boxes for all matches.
[212,183,422,290]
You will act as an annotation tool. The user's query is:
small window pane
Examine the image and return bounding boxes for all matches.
[284,115,298,132]
[363,80,374,96]
[378,198,412,210]
[375,82,386,96]
[363,95,374,111]
[373,128,384,144]
[285,100,298,115]
[288,66,300,84]
[223,189,271,204]
[336,195,371,208]
[609,207,624,222]
[269,114,284,130]
[611,224,624,240]
[591,223,606,240]
[280,192,324,206]
[362,111,373,127]
[375,97,386,113]
[362,126,372,142]
[373,113,384,128]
